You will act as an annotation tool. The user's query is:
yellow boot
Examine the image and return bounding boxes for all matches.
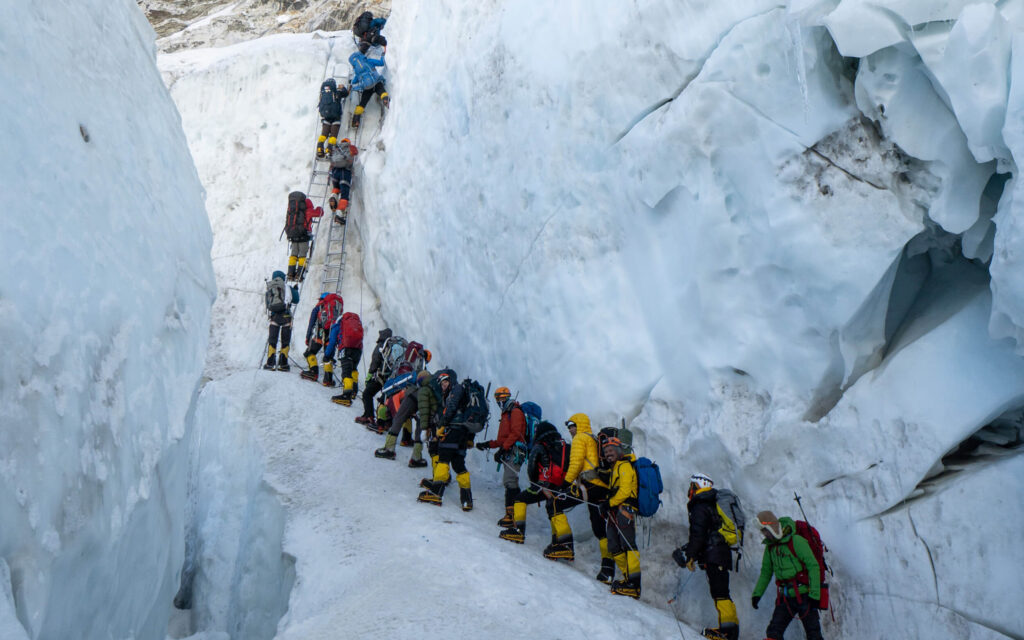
[499,502,527,543]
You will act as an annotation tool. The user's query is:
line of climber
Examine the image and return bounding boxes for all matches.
[263,12,391,373]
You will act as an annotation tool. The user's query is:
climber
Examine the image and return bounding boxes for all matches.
[498,421,574,561]
[602,436,641,598]
[354,328,393,425]
[409,369,447,469]
[348,41,387,129]
[751,511,825,640]
[316,78,349,158]
[474,386,526,528]
[263,271,299,371]
[284,191,323,282]
[671,473,739,640]
[352,11,387,48]
[327,137,358,223]
[418,373,476,511]
[300,293,342,385]
[562,413,614,583]
[324,311,363,405]
[374,370,431,459]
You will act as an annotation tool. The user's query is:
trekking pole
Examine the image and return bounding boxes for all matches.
[793,492,810,523]
[481,381,492,461]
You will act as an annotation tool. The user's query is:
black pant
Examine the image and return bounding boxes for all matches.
[361,376,383,418]
[359,81,386,108]
[583,484,609,538]
[320,121,341,137]
[338,347,361,381]
[329,167,352,200]
[304,340,323,360]
[766,595,823,640]
[706,564,730,600]
[605,506,637,557]
[267,311,292,350]
[437,443,468,475]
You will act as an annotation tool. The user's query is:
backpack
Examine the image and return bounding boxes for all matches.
[353,11,373,38]
[539,437,569,486]
[380,335,409,376]
[285,191,308,240]
[318,294,343,329]
[329,143,354,169]
[397,341,425,375]
[633,457,664,517]
[451,379,489,433]
[318,79,342,121]
[382,371,416,401]
[265,277,286,313]
[715,488,746,550]
[520,401,542,445]
[787,520,830,609]
[339,312,363,347]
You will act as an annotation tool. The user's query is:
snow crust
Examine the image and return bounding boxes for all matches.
[0,0,215,638]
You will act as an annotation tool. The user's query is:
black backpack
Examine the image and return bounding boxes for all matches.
[353,12,373,38]
[318,79,342,121]
[449,379,489,433]
[285,192,308,240]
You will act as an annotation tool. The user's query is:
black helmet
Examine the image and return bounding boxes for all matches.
[358,41,370,54]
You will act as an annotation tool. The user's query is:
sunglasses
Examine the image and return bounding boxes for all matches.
[565,421,576,429]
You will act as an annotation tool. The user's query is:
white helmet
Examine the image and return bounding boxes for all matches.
[689,472,713,489]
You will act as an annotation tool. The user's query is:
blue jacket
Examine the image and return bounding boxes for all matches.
[349,51,385,91]
[370,17,386,31]
[324,319,342,360]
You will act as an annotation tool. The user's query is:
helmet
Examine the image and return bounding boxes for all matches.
[494,386,511,401]
[602,436,624,458]
[319,293,329,300]
[436,371,454,386]
[756,510,783,540]
[417,370,431,384]
[272,270,285,280]
[341,138,351,144]
[689,473,713,489]
[424,350,432,363]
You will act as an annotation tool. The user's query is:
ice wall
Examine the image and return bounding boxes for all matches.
[361,1,1024,638]
[0,0,216,638]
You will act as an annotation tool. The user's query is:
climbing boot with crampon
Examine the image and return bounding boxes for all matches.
[354,415,373,425]
[300,367,318,382]
[460,488,473,512]
[399,430,413,447]
[610,579,641,599]
[322,371,335,387]
[543,542,575,561]
[276,353,290,372]
[408,457,427,468]
[263,355,276,370]
[497,507,514,528]
[332,393,352,406]
[417,481,443,506]
[499,527,525,544]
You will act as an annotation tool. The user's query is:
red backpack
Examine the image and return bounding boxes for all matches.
[318,294,343,329]
[339,312,363,348]
[786,520,830,610]
[539,439,569,487]
[395,341,425,375]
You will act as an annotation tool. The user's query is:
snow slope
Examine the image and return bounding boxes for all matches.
[0,0,216,638]
[156,1,1024,639]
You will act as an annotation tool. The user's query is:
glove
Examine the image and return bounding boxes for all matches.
[751,595,760,610]
[475,442,489,451]
[672,548,687,568]
[686,558,696,572]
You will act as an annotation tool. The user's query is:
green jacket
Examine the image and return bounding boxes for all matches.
[417,376,440,428]
[752,517,821,600]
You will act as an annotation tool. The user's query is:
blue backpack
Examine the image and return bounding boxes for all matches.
[634,457,664,517]
[520,401,542,444]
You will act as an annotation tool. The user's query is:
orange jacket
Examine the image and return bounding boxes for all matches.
[487,404,526,452]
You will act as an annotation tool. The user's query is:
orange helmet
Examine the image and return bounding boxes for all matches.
[424,349,432,363]
[494,386,511,402]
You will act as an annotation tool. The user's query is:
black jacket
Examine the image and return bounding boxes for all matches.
[684,488,732,569]
[367,328,392,377]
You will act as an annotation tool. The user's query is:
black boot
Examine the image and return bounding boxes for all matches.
[610,578,641,599]
[322,371,335,387]
[460,487,473,512]
[276,353,290,371]
[543,542,575,561]
[497,506,514,528]
[596,558,615,584]
[417,481,444,506]
[264,353,276,370]
[300,365,318,382]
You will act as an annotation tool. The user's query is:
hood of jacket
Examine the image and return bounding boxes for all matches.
[762,516,797,545]
[568,412,592,434]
